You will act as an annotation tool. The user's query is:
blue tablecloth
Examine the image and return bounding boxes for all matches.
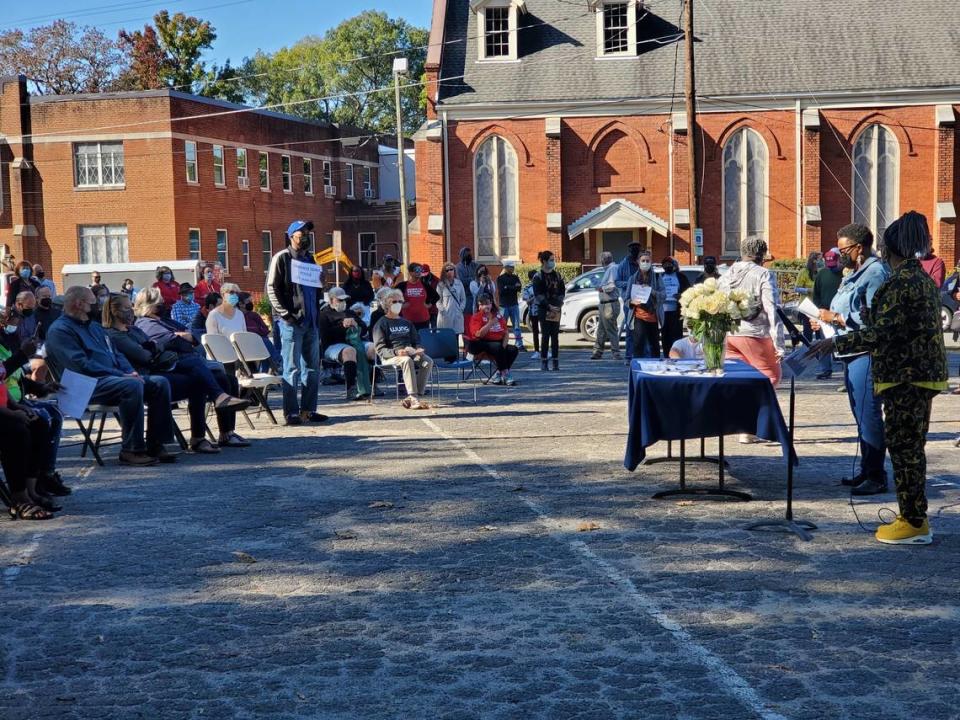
[624,359,793,471]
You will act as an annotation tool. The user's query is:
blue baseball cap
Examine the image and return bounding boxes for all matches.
[286,219,313,236]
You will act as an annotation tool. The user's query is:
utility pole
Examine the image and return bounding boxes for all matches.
[683,0,701,257]
[393,57,410,277]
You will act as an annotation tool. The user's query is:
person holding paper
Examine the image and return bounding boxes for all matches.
[627,250,664,360]
[659,256,690,354]
[267,219,327,426]
[808,248,842,379]
[592,251,622,361]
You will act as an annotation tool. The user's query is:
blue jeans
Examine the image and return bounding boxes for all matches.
[843,355,887,478]
[90,374,173,452]
[258,337,283,373]
[502,304,522,344]
[279,319,320,416]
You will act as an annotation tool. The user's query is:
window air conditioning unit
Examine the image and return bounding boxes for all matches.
[324,184,336,197]
[364,189,374,199]
[238,176,249,189]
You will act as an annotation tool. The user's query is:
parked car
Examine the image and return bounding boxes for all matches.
[940,273,958,331]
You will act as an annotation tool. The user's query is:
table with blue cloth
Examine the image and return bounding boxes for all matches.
[624,359,794,500]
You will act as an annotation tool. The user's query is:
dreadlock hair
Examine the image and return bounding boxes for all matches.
[882,211,931,261]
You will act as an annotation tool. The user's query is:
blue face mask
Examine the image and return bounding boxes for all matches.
[3,324,17,335]
[19,269,31,279]
[545,260,556,271]
[163,273,173,282]
[225,293,240,307]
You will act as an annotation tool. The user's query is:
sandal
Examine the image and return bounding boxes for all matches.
[190,439,221,454]
[218,433,251,448]
[10,503,54,521]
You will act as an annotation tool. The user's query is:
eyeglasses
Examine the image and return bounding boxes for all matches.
[838,243,860,256]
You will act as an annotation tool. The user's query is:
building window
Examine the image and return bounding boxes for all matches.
[363,166,374,198]
[74,142,125,187]
[485,6,509,57]
[281,155,292,192]
[303,158,313,194]
[212,145,225,186]
[596,0,637,57]
[241,239,250,269]
[722,127,768,256]
[322,161,333,194]
[236,148,248,187]
[188,228,201,261]
[852,124,899,241]
[474,135,519,260]
[359,232,377,269]
[217,229,228,271]
[261,230,272,272]
[79,224,128,264]
[345,163,355,198]
[185,141,198,183]
[259,152,269,190]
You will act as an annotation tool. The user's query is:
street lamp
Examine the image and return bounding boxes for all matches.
[392,57,410,276]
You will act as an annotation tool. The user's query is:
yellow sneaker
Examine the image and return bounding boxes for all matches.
[875,516,932,545]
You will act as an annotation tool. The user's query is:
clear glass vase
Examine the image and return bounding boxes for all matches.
[701,326,727,374]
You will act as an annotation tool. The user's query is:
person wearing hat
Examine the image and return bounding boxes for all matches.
[694,256,721,285]
[266,219,327,426]
[807,212,947,545]
[809,248,843,380]
[396,263,439,330]
[496,260,524,349]
[171,282,201,327]
[318,287,376,400]
[194,264,221,306]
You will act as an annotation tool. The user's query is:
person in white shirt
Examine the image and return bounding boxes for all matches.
[592,251,621,360]
[669,335,704,360]
[205,283,247,337]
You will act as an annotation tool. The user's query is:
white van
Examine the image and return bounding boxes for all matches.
[60,260,224,296]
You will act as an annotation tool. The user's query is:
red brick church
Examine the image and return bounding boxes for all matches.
[411,0,960,270]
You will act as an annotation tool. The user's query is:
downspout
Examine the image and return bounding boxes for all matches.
[667,121,675,257]
[795,98,802,258]
[442,109,452,262]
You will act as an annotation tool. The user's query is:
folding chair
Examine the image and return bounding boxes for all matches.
[419,328,479,403]
[369,353,435,404]
[0,472,13,510]
[204,332,283,426]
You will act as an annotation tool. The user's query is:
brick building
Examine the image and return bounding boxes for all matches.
[411,0,960,272]
[0,75,409,289]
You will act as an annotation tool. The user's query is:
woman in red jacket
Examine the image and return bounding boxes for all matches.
[396,263,439,330]
[152,265,180,308]
[466,293,519,386]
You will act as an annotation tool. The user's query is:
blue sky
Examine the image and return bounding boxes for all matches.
[5,0,432,65]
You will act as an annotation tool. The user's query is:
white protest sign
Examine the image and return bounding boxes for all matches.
[54,369,97,419]
[290,259,323,288]
[631,284,652,304]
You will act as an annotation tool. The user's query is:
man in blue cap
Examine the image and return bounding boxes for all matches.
[266,220,327,425]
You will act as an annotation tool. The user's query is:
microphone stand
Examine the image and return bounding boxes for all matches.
[746,307,817,541]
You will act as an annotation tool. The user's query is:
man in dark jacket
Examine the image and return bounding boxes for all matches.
[266,220,326,426]
[810,248,843,379]
[456,247,479,312]
[319,287,376,400]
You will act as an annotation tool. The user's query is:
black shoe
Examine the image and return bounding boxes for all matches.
[842,472,867,487]
[38,472,72,497]
[590,352,603,360]
[284,414,303,426]
[541,360,549,371]
[815,371,833,380]
[851,476,889,496]
[301,412,329,423]
[551,359,559,371]
[119,450,159,466]
[147,445,179,463]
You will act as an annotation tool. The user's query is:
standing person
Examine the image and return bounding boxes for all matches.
[373,289,434,410]
[436,262,467,335]
[194,264,221,306]
[694,256,721,285]
[372,255,401,290]
[466,293,520,385]
[592,251,621,360]
[342,266,375,307]
[496,260,524,350]
[532,250,565,371]
[795,251,821,349]
[615,241,642,362]
[171,282,201,327]
[808,212,946,545]
[396,263,439,330]
[809,248,842,380]
[456,247,479,311]
[658,256,690,354]
[918,247,946,288]
[89,270,109,295]
[6,261,39,307]
[420,264,440,329]
[718,236,785,387]
[627,250,664,359]
[32,264,56,295]
[267,220,327,426]
[153,266,180,308]
[820,223,891,495]
[469,265,497,313]
[521,270,540,359]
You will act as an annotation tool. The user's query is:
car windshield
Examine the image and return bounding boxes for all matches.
[570,270,602,291]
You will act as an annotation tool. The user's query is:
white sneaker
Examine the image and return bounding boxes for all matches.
[529,351,540,360]
[738,433,760,444]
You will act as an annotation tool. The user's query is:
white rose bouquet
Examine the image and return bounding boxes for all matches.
[679,278,758,371]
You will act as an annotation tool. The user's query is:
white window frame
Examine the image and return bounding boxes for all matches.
[363,166,373,196]
[261,230,272,273]
[358,232,377,270]
[74,141,125,188]
[259,152,270,190]
[241,239,250,269]
[216,228,229,272]
[236,147,248,187]
[595,0,637,58]
[78,224,129,264]
[851,124,900,240]
[188,228,201,261]
[473,135,520,263]
[303,158,313,195]
[281,154,292,193]
[721,127,769,256]
[185,140,198,184]
[477,2,518,62]
[212,144,225,186]
[345,163,355,198]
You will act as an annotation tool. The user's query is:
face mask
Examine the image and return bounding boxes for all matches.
[704,263,716,273]
[87,307,100,323]
[225,293,240,306]
[331,300,346,312]
[3,324,17,335]
[205,273,213,281]
[639,261,652,272]
[121,309,136,325]
[663,265,675,274]
[816,259,825,270]
[352,272,361,280]
[39,298,52,309]
[19,269,31,279]
[545,260,556,271]
[463,254,473,264]
[20,308,34,318]
[162,273,172,282]
[299,236,312,252]
[840,251,856,270]
[390,302,404,314]
[180,295,192,303]
[629,247,641,259]
[36,271,44,279]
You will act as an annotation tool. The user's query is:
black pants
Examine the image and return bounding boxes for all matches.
[0,412,47,494]
[530,316,540,353]
[164,360,237,438]
[539,318,560,360]
[660,310,682,357]
[467,340,519,372]
[632,320,661,359]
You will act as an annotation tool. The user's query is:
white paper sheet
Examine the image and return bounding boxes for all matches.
[290,259,323,288]
[53,369,97,419]
[630,284,652,304]
[796,297,835,338]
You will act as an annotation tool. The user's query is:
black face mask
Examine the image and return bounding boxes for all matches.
[20,308,34,318]
[629,247,641,259]
[840,250,857,270]
[39,298,52,310]
[463,254,473,265]
[298,237,311,252]
[86,307,100,323]
[704,263,716,273]
[36,271,45,279]
[663,266,676,274]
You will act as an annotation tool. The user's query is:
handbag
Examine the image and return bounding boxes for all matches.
[149,350,179,373]
[545,305,561,323]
